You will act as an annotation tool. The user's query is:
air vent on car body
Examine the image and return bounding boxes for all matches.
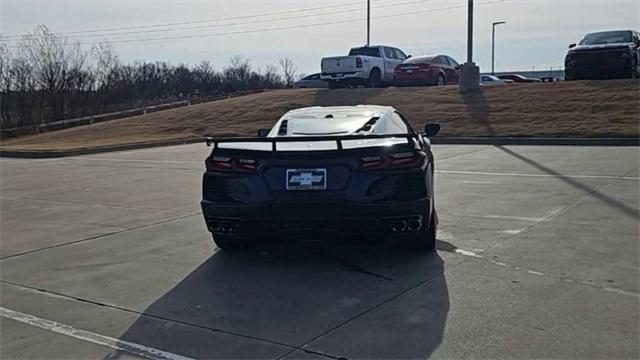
[278,120,288,136]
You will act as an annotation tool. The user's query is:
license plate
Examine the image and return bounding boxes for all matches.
[334,73,344,77]
[286,169,327,190]
[406,70,414,73]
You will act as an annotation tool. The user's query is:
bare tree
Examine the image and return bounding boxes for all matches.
[279,58,297,88]
[18,25,78,121]
[91,42,120,112]
[0,44,13,125]
[2,25,298,130]
[9,52,38,127]
[262,64,284,88]
[225,56,252,91]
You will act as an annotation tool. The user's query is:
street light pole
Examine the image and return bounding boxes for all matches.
[367,0,370,46]
[491,21,506,75]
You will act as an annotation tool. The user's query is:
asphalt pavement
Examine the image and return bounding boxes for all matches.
[1,144,638,359]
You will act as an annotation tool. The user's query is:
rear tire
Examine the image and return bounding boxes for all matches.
[436,74,446,86]
[400,212,437,252]
[367,69,382,88]
[212,234,250,251]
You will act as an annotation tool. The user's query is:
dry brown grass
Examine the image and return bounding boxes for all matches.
[2,79,639,151]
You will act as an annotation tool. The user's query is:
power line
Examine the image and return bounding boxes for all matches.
[1,0,394,39]
[7,0,511,48]
[1,0,439,42]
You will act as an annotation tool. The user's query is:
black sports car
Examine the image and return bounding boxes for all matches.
[201,105,440,251]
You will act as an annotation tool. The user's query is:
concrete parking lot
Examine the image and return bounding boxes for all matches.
[1,144,638,359]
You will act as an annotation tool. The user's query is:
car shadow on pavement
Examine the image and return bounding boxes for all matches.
[109,242,450,359]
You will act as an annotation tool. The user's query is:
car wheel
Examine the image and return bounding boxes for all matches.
[631,58,638,79]
[436,74,446,86]
[328,81,339,90]
[367,69,382,88]
[398,211,437,252]
[212,234,250,251]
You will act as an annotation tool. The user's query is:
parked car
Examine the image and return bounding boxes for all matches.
[321,45,408,89]
[394,55,461,86]
[497,74,542,83]
[202,105,440,251]
[480,75,514,85]
[293,73,328,89]
[565,30,640,80]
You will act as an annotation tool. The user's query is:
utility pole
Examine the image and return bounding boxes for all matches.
[459,0,480,92]
[491,21,506,75]
[467,0,473,63]
[367,0,370,46]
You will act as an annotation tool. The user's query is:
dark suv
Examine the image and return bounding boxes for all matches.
[565,30,640,80]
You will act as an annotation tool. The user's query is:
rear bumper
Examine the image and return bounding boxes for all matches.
[321,71,366,82]
[394,73,435,86]
[201,198,430,237]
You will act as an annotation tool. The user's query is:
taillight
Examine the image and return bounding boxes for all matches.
[356,57,363,68]
[394,65,402,73]
[360,151,426,170]
[418,63,431,72]
[205,156,257,173]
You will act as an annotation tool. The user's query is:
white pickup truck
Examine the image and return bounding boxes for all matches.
[320,45,409,89]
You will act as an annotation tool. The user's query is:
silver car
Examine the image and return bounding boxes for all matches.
[480,74,515,85]
[293,73,328,89]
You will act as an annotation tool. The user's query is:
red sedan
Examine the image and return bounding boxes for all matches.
[394,55,461,86]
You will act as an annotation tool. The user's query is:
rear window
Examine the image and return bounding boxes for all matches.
[580,31,633,45]
[282,116,373,136]
[404,56,435,64]
[348,47,381,57]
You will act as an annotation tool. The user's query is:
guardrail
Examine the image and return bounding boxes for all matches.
[0,89,266,139]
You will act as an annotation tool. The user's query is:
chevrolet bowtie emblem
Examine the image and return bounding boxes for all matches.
[290,173,324,186]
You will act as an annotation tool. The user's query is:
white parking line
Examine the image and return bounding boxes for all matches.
[0,307,194,360]
[449,250,640,298]
[437,169,640,180]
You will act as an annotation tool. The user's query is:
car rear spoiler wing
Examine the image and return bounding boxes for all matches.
[204,133,422,151]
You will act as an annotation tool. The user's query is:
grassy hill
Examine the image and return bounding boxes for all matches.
[1,79,638,151]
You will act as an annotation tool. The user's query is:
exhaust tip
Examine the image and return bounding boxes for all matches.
[407,219,422,231]
[208,218,240,233]
[391,220,407,232]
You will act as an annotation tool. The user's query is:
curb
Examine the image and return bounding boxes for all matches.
[0,138,204,159]
[1,137,638,159]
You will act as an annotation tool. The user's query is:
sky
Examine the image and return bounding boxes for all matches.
[1,0,639,75]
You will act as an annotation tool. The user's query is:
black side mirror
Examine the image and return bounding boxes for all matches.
[424,123,441,137]
[455,65,461,70]
[568,43,576,49]
[407,54,412,58]
[257,128,270,137]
